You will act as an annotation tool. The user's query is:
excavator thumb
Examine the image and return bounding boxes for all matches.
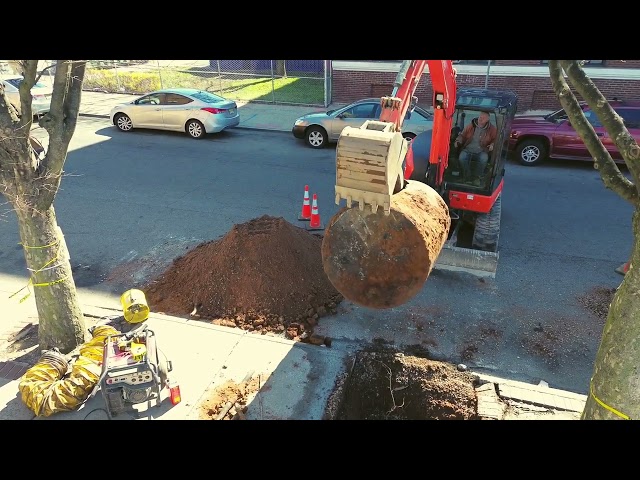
[334,120,408,214]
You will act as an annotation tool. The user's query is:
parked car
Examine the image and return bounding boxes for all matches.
[508,99,640,166]
[1,75,53,117]
[109,88,240,139]
[292,98,434,149]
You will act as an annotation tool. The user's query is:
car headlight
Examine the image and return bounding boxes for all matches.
[294,119,306,126]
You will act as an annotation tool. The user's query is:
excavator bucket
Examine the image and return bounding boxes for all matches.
[434,245,499,278]
[334,120,408,215]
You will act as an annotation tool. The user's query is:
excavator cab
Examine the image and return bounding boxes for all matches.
[444,89,517,195]
[433,88,518,276]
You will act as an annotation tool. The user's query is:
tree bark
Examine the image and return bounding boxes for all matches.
[547,61,640,419]
[15,204,86,352]
[582,208,640,420]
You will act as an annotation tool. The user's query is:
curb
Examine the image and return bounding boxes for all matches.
[77,112,288,133]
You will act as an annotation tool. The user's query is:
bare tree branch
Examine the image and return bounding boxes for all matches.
[61,60,85,145]
[17,60,39,122]
[560,60,640,186]
[27,60,85,208]
[549,61,638,205]
[38,60,85,183]
[34,62,56,85]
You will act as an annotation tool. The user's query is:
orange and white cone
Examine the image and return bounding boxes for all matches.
[615,260,630,276]
[306,193,323,231]
[298,185,311,221]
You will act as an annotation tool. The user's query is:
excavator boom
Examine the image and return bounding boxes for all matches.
[333,60,457,217]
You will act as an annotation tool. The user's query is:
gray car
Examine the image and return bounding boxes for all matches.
[292,98,434,149]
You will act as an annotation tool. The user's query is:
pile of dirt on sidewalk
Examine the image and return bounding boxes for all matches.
[144,215,343,340]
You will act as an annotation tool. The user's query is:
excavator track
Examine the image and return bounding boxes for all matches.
[471,193,502,252]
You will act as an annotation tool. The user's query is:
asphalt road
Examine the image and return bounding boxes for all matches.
[0,118,633,394]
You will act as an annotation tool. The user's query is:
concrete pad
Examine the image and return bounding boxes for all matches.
[194,333,349,420]
[0,378,36,420]
[242,342,349,420]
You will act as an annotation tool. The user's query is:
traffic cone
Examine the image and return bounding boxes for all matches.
[298,185,311,221]
[306,193,323,231]
[615,261,630,276]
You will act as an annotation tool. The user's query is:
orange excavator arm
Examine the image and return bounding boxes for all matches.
[333,60,457,215]
[375,60,457,188]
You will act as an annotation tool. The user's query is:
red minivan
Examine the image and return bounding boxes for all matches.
[508,99,640,166]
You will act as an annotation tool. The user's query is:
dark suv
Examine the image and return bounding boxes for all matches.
[508,99,640,166]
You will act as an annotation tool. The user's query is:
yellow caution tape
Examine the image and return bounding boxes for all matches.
[9,240,66,302]
[19,240,60,249]
[589,379,631,420]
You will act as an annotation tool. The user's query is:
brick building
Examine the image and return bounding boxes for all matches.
[330,60,640,113]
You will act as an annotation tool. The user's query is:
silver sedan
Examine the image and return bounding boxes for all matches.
[109,88,240,139]
[292,97,434,149]
[0,75,53,117]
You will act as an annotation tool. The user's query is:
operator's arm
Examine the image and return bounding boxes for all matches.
[454,124,472,148]
[486,125,498,151]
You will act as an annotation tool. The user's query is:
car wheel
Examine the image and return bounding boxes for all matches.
[306,126,328,149]
[403,132,416,142]
[114,113,133,132]
[186,119,205,139]
[515,139,547,166]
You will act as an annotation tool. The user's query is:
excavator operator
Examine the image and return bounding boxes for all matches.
[454,111,497,185]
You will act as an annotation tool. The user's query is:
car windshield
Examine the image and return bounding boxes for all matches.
[544,108,570,123]
[5,78,48,89]
[412,107,433,119]
[190,91,226,104]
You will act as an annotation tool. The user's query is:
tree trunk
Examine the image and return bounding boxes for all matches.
[15,204,86,353]
[582,207,640,420]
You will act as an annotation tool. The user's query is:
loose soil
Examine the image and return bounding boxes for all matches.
[324,343,479,420]
[577,286,617,321]
[143,215,343,342]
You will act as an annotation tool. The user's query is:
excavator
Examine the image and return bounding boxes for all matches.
[320,60,518,309]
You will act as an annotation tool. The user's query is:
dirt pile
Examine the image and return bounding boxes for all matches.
[144,215,343,340]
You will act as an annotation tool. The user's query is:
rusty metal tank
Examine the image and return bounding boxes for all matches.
[321,180,451,309]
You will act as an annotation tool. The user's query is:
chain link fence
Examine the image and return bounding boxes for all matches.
[81,60,329,107]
